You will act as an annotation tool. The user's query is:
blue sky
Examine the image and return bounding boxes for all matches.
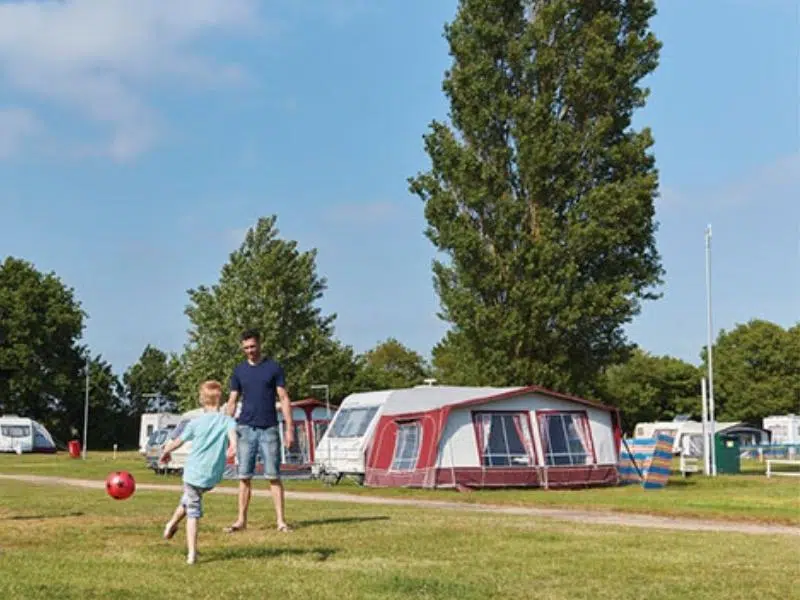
[1,0,797,376]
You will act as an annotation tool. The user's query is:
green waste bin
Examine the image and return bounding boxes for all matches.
[714,434,741,474]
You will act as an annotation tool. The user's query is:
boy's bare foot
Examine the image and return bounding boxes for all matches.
[163,520,179,540]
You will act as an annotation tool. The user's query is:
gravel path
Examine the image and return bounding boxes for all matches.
[2,473,797,537]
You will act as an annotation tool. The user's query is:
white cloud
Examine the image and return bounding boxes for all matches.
[0,107,41,157]
[659,152,800,210]
[0,0,261,160]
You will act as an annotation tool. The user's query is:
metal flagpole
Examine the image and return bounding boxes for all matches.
[701,377,709,475]
[705,225,717,476]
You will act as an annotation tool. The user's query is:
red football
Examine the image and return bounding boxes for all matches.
[105,471,135,500]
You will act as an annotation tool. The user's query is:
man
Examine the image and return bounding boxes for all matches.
[224,329,294,533]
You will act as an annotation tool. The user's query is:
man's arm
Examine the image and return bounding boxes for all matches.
[226,390,239,417]
[226,368,241,417]
[277,385,294,448]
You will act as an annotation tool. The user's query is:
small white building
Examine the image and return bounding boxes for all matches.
[763,414,800,445]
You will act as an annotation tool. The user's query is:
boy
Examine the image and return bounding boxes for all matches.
[159,380,237,564]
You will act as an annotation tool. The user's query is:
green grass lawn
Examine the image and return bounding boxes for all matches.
[0,478,797,600]
[1,451,798,526]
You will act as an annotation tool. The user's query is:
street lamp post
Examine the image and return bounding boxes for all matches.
[310,383,331,467]
[82,353,90,460]
[705,225,717,476]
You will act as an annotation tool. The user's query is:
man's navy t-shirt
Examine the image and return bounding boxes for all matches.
[230,359,285,429]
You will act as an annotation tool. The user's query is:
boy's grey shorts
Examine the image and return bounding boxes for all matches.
[180,483,210,518]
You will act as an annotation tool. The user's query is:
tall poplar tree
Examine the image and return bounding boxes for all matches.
[409,0,664,394]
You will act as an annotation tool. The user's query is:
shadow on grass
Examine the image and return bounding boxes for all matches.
[204,545,337,563]
[292,515,390,529]
[5,511,86,520]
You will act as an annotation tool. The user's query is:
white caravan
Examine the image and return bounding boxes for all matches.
[156,408,205,472]
[139,413,181,454]
[0,415,57,453]
[763,414,800,445]
[634,419,770,456]
[312,390,393,483]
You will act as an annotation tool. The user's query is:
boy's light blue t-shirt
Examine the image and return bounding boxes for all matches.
[179,411,237,489]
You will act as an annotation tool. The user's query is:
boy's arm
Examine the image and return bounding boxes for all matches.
[159,436,184,463]
[226,424,238,460]
[160,421,193,463]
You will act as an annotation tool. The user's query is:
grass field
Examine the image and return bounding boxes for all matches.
[1,451,798,526]
[1,478,798,600]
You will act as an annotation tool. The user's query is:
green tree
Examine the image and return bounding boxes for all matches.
[352,338,430,392]
[599,348,700,434]
[0,257,85,436]
[81,355,136,449]
[408,0,663,394]
[123,345,181,415]
[704,320,800,422]
[177,216,357,410]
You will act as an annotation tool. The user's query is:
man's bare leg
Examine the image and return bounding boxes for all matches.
[237,478,251,527]
[270,479,290,530]
[224,479,251,532]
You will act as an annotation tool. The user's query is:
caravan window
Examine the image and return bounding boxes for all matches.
[328,407,379,438]
[472,412,535,467]
[1,425,30,438]
[391,422,421,471]
[538,412,595,466]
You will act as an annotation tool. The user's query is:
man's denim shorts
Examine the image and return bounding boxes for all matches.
[236,424,281,480]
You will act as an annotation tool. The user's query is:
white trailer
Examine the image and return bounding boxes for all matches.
[311,390,392,484]
[763,414,800,445]
[0,415,57,453]
[139,412,181,454]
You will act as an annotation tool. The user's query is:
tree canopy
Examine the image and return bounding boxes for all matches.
[409,0,663,395]
[704,320,800,422]
[352,338,431,392]
[123,345,181,415]
[177,216,356,410]
[0,257,86,441]
[599,348,700,434]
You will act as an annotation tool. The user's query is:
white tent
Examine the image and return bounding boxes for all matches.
[314,385,622,489]
[0,415,57,453]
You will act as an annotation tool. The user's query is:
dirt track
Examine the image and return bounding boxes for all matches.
[2,473,798,537]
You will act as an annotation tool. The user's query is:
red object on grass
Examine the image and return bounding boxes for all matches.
[105,471,135,500]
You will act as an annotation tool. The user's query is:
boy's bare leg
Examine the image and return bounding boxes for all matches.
[186,518,198,564]
[163,504,186,539]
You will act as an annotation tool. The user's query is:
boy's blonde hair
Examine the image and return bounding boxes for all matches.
[199,380,223,408]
